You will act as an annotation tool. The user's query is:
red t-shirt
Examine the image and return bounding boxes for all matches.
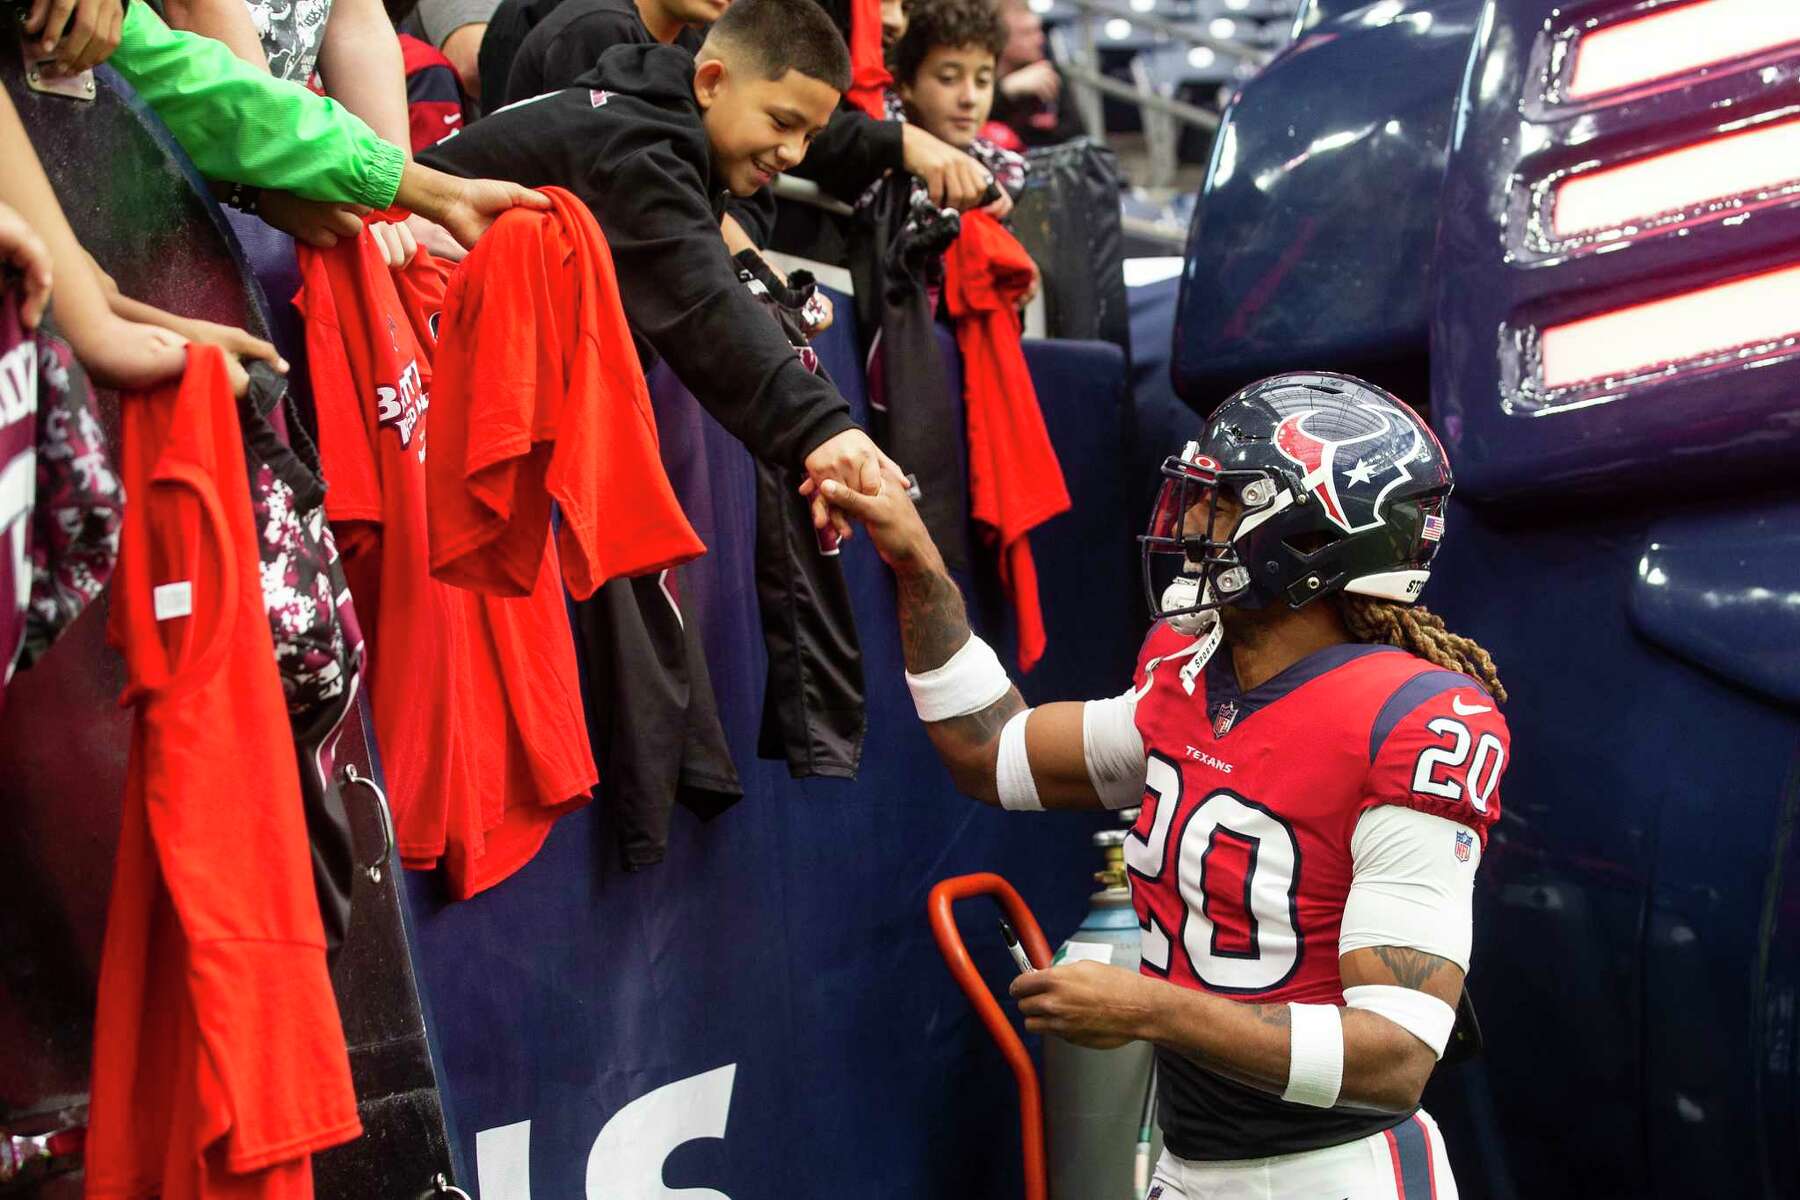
[300,231,597,897]
[391,244,600,899]
[425,186,703,601]
[88,346,359,1198]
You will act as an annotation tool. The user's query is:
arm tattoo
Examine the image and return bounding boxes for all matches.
[935,687,1026,749]
[1370,945,1454,992]
[896,564,974,673]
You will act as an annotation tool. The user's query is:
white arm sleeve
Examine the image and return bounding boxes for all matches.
[1339,805,1480,973]
[1082,691,1148,810]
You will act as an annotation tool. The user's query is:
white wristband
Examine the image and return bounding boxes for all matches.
[1282,1003,1344,1108]
[905,633,1013,723]
[1344,984,1457,1060]
[996,709,1042,811]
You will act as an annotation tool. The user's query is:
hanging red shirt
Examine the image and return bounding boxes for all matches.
[392,244,600,899]
[942,210,1070,672]
[88,346,359,1199]
[302,232,596,898]
[425,186,703,601]
[845,0,893,119]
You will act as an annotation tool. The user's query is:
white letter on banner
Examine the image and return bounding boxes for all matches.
[586,1064,738,1200]
[476,1120,534,1200]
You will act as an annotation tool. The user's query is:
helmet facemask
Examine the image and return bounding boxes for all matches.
[1139,442,1284,634]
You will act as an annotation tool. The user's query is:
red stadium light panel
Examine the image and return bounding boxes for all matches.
[1539,264,1800,389]
[1566,0,1800,100]
[1552,118,1800,238]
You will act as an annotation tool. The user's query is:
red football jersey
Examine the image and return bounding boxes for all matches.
[1125,621,1508,1160]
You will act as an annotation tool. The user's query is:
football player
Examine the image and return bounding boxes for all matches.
[819,373,1508,1197]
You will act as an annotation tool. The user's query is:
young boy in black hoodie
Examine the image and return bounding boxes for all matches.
[419,0,891,526]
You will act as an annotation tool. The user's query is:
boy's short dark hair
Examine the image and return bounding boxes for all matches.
[703,0,853,93]
[891,0,1008,84]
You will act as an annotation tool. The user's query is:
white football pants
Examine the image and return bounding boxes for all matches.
[1147,1110,1458,1200]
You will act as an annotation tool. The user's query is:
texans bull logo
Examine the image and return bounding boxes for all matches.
[1272,402,1423,535]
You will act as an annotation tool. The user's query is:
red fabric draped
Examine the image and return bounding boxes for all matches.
[845,0,893,118]
[943,210,1070,672]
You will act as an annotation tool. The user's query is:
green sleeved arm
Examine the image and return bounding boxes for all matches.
[109,4,406,208]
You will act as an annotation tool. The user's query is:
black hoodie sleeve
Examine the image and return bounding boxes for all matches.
[592,143,855,465]
[786,105,904,203]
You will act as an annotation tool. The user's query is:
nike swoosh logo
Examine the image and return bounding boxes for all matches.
[1452,697,1492,716]
[443,113,460,124]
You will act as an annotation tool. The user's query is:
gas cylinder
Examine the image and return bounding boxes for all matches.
[1043,821,1162,1200]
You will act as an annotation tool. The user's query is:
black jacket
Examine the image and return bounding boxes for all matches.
[501,0,774,244]
[420,44,857,469]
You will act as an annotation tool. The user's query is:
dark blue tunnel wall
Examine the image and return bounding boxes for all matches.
[400,292,1142,1200]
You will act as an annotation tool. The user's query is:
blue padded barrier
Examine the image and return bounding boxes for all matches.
[401,289,1140,1200]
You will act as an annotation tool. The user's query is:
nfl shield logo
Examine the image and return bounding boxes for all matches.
[1454,830,1473,862]
[1212,700,1239,738]
[1148,1188,1165,1200]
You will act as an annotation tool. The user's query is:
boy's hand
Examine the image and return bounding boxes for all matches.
[260,192,368,248]
[902,125,996,212]
[800,428,899,543]
[0,202,53,329]
[814,465,936,574]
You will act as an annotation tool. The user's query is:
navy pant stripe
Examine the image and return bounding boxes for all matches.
[1391,1115,1435,1199]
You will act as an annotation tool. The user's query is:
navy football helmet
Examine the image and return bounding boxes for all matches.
[1141,373,1453,627]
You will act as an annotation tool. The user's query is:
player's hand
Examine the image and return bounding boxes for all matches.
[67,316,188,391]
[800,428,899,543]
[1009,960,1157,1050]
[259,192,369,249]
[902,124,996,212]
[405,213,467,263]
[437,177,551,249]
[0,202,53,330]
[1000,59,1061,105]
[369,219,419,268]
[25,0,123,75]
[813,462,936,573]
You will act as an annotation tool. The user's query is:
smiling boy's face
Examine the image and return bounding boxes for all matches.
[695,60,840,196]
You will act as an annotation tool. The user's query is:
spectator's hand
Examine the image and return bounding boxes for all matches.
[25,0,123,75]
[983,187,1015,221]
[800,427,900,543]
[0,202,53,330]
[159,314,285,374]
[811,462,934,573]
[902,125,995,212]
[259,192,369,248]
[436,178,552,250]
[369,219,419,268]
[1000,59,1061,105]
[801,291,834,340]
[68,316,187,391]
[405,214,467,263]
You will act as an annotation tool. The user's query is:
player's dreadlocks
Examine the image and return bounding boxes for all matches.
[1338,595,1508,704]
